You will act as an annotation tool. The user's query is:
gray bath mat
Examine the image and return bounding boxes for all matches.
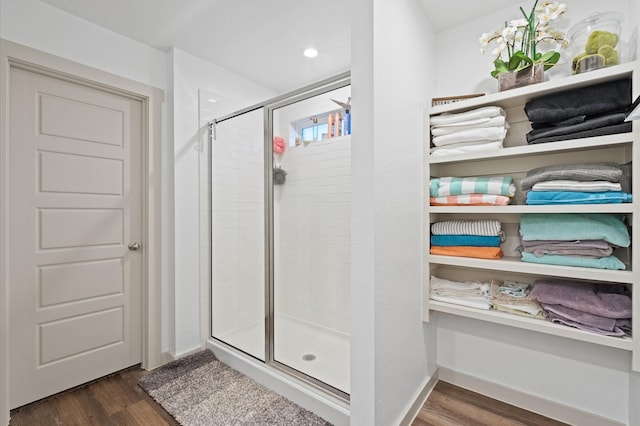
[138,350,332,425]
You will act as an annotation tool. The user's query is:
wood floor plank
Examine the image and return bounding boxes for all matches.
[53,392,94,426]
[10,367,567,426]
[9,367,179,426]
[413,381,569,426]
[88,375,138,416]
[125,400,175,426]
[8,398,61,426]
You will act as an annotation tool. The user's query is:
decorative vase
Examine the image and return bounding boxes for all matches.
[498,63,544,91]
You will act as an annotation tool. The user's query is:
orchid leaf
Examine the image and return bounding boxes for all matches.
[541,51,561,69]
[513,50,533,65]
[508,54,522,70]
[494,58,509,73]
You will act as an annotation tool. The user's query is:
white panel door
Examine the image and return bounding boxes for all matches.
[9,66,143,408]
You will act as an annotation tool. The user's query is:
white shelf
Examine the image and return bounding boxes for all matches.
[427,255,635,283]
[427,300,633,351]
[425,61,639,370]
[429,61,638,115]
[428,133,633,164]
[429,204,636,214]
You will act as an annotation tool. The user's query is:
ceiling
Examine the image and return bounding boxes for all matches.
[40,0,521,93]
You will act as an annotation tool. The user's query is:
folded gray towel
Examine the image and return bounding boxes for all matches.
[520,163,623,191]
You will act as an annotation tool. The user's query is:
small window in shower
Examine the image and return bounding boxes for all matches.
[300,123,329,142]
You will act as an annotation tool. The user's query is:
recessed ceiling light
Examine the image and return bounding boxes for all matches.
[207,98,217,103]
[303,48,318,58]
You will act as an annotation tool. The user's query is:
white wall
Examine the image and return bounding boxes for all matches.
[0,0,166,89]
[171,47,276,357]
[351,0,437,424]
[433,0,635,97]
[426,1,640,423]
[276,136,351,334]
[437,315,631,422]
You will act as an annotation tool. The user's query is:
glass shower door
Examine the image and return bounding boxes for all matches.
[210,108,266,360]
[270,84,351,395]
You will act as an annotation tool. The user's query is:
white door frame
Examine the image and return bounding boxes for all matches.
[0,38,164,423]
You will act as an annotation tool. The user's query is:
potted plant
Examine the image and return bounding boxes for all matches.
[479,0,569,91]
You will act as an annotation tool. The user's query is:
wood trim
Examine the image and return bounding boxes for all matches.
[399,368,439,426]
[0,38,165,422]
[438,367,625,426]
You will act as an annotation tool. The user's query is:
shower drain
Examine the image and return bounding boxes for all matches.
[302,353,316,361]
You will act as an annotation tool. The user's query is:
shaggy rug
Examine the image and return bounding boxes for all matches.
[138,350,332,425]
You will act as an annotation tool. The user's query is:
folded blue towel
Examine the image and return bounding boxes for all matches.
[526,191,632,205]
[430,235,501,247]
[520,213,630,247]
[521,252,626,270]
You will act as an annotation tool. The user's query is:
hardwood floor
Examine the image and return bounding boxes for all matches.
[10,368,566,425]
[9,366,179,426]
[413,381,568,426]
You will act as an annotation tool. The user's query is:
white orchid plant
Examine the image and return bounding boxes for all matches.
[479,0,569,78]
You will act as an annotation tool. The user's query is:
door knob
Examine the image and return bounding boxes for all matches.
[128,242,141,251]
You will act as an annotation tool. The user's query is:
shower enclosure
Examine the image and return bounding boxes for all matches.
[209,74,351,398]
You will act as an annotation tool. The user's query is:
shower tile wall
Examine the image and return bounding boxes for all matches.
[210,109,265,354]
[275,137,351,335]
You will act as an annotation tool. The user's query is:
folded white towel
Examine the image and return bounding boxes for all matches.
[430,140,503,157]
[430,275,487,296]
[430,294,492,310]
[431,116,507,136]
[430,106,504,126]
[531,180,623,192]
[432,126,507,147]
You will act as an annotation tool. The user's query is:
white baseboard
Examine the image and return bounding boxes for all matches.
[399,367,439,426]
[438,367,625,426]
[165,344,205,363]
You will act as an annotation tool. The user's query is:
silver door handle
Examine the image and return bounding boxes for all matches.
[128,242,141,251]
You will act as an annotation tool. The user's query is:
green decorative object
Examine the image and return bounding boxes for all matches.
[585,30,619,54]
[568,12,622,74]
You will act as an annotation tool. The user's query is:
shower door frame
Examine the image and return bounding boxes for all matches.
[209,72,351,401]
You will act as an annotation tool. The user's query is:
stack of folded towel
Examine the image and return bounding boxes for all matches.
[519,213,630,270]
[489,280,545,319]
[429,176,516,206]
[430,219,504,259]
[521,162,632,205]
[524,78,632,145]
[531,278,632,337]
[430,275,491,310]
[430,106,509,157]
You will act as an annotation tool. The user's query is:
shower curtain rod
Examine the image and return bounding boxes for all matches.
[208,70,350,127]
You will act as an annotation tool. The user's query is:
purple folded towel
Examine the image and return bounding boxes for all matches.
[531,279,631,319]
[547,311,627,337]
[542,304,618,331]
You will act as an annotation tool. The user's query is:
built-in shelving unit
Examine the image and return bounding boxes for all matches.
[423,61,640,372]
